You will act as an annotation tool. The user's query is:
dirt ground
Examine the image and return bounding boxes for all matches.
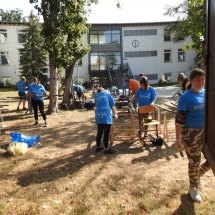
[0,96,214,215]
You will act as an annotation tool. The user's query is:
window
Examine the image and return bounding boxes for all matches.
[2,77,11,86]
[89,30,120,44]
[178,49,185,61]
[0,29,7,43]
[90,52,121,70]
[19,49,25,62]
[77,60,82,66]
[164,73,172,82]
[164,30,171,42]
[0,52,9,65]
[164,50,171,62]
[17,30,26,43]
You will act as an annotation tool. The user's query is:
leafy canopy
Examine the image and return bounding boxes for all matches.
[0,8,27,22]
[164,0,206,63]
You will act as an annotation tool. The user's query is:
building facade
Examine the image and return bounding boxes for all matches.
[0,21,197,87]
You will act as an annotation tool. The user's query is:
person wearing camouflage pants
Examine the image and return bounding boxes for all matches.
[175,68,211,203]
[181,128,211,187]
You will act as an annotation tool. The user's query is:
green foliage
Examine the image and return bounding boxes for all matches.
[0,8,27,22]
[164,0,206,64]
[18,13,48,86]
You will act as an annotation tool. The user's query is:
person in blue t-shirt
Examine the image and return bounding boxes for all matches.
[129,76,156,137]
[72,84,85,108]
[95,86,118,154]
[16,76,27,111]
[28,77,48,127]
[175,68,211,203]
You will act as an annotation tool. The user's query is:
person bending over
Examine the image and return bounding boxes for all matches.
[95,86,118,154]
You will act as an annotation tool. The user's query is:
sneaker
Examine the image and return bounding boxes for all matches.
[95,146,104,152]
[23,107,27,110]
[30,112,34,114]
[44,122,48,127]
[188,187,202,203]
[144,133,148,138]
[104,148,115,154]
[33,122,38,126]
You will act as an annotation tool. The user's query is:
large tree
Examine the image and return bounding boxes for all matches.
[0,8,27,22]
[29,0,121,114]
[164,0,206,66]
[19,13,48,86]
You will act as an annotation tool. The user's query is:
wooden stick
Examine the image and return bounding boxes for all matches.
[155,104,177,114]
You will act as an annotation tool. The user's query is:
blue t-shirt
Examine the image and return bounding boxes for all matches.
[17,80,26,93]
[75,85,84,93]
[135,87,156,106]
[177,89,205,129]
[95,91,115,124]
[28,84,47,101]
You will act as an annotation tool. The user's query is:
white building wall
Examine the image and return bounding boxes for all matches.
[73,33,89,85]
[1,22,197,86]
[0,23,27,84]
[122,25,197,84]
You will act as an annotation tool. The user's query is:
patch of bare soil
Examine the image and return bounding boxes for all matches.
[0,99,214,215]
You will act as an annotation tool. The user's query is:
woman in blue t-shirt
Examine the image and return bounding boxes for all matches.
[95,87,118,154]
[175,68,211,203]
[130,76,156,137]
[28,77,48,127]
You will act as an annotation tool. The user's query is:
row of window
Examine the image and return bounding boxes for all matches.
[89,49,185,70]
[0,49,185,66]
[89,30,184,45]
[0,29,26,44]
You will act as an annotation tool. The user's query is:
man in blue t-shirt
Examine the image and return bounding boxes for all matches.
[71,84,85,108]
[17,76,27,111]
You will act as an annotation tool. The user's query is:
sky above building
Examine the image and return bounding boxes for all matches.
[0,0,182,23]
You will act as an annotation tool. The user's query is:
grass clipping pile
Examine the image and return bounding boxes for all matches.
[7,142,28,156]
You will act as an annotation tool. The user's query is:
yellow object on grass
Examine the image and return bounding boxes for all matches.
[7,142,28,156]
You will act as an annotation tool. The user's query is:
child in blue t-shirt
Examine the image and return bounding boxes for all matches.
[28,77,48,127]
[129,76,156,137]
[16,76,27,110]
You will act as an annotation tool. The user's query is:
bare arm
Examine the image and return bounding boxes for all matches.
[175,124,183,148]
[111,106,117,116]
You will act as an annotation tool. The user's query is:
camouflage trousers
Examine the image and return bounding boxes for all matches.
[181,128,211,188]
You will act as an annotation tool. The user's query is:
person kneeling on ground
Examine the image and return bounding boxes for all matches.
[95,86,118,154]
[74,85,85,109]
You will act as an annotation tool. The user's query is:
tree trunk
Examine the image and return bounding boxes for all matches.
[62,64,75,107]
[47,53,58,115]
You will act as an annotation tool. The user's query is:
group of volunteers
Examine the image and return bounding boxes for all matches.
[17,68,211,203]
[94,68,211,203]
[17,76,48,127]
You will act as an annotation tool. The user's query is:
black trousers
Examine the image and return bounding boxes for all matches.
[96,124,111,149]
[31,99,46,121]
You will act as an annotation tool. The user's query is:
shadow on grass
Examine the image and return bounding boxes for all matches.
[172,194,195,215]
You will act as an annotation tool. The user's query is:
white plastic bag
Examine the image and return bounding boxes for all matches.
[7,142,28,156]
